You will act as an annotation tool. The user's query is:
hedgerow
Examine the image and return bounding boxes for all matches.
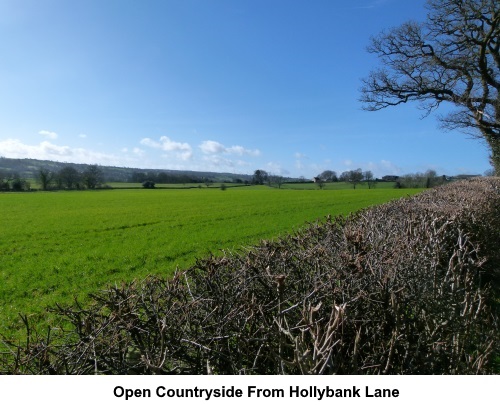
[1,178,498,374]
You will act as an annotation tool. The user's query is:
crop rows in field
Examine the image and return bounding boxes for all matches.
[0,186,420,337]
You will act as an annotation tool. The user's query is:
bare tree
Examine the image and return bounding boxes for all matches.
[361,0,500,173]
[37,168,54,191]
[0,171,9,191]
[269,174,285,188]
[349,168,364,189]
[339,169,364,189]
[364,170,375,189]
[58,166,81,189]
[424,169,437,188]
[82,165,103,189]
[339,171,350,183]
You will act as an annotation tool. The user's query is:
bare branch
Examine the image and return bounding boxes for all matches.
[361,0,500,172]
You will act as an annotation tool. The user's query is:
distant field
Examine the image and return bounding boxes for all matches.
[106,181,397,190]
[280,182,397,190]
[107,182,248,189]
[0,186,420,337]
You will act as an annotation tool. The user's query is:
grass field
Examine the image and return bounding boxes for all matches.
[280,181,397,190]
[0,186,420,338]
[106,182,249,189]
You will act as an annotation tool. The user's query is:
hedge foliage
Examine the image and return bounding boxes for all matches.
[1,178,499,374]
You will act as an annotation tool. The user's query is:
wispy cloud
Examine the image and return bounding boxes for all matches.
[340,159,402,177]
[364,159,403,176]
[294,152,309,170]
[266,162,290,176]
[133,147,145,157]
[379,159,402,174]
[201,155,253,171]
[199,140,260,156]
[351,0,391,9]
[39,130,58,140]
[202,155,236,168]
[197,140,261,171]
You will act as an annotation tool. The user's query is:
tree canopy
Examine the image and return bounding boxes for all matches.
[252,169,269,185]
[361,0,500,173]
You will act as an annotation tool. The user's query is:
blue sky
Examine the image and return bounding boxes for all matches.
[0,0,489,178]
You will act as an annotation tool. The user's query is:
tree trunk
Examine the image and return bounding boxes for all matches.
[486,136,500,176]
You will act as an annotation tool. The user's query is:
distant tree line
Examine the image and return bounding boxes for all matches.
[34,165,105,191]
[0,171,31,191]
[311,168,455,190]
[313,169,375,189]
[130,171,200,185]
[395,170,447,189]
[338,169,375,189]
[129,171,248,187]
[0,165,106,191]
[251,170,289,188]
[0,157,255,185]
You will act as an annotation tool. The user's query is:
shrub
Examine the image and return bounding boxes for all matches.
[1,178,498,374]
[10,178,30,191]
[142,181,156,189]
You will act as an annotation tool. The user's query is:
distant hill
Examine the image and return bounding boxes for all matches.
[0,157,254,183]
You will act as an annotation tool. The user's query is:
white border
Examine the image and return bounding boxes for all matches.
[1,375,497,404]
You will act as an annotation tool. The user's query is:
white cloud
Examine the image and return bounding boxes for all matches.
[133,147,145,157]
[266,162,290,176]
[162,151,192,161]
[203,155,236,168]
[0,138,132,166]
[235,159,252,167]
[40,141,72,156]
[79,133,87,139]
[140,138,160,148]
[140,136,193,161]
[337,159,402,177]
[162,137,191,153]
[201,155,254,172]
[227,145,260,156]
[199,140,260,156]
[294,152,309,170]
[379,159,402,175]
[39,130,58,140]
[199,140,226,154]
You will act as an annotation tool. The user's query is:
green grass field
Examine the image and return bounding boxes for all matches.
[280,181,397,190]
[106,182,249,189]
[0,186,420,338]
[106,181,397,190]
